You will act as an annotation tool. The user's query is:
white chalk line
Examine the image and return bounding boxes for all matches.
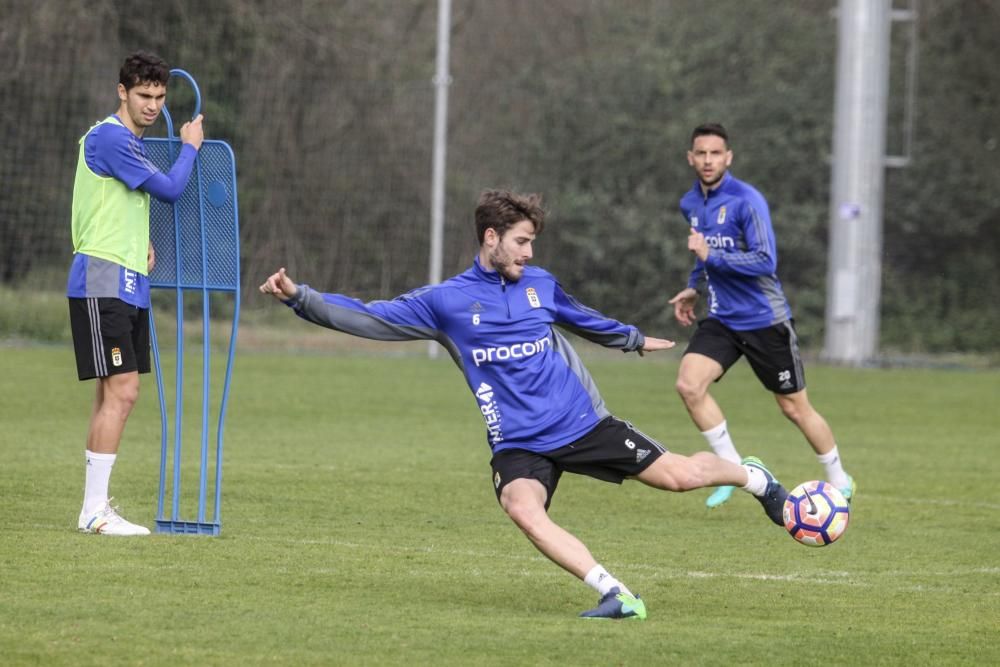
[244,535,999,592]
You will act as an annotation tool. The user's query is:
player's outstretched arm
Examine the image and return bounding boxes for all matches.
[258,270,443,346]
[638,336,676,356]
[259,267,298,302]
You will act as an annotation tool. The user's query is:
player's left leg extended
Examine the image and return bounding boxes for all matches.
[636,451,788,526]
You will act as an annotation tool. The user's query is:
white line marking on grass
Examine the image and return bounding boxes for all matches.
[244,535,999,594]
[678,570,854,584]
[867,495,1000,511]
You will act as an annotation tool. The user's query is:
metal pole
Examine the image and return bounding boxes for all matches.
[886,0,919,168]
[823,0,893,365]
[428,0,452,359]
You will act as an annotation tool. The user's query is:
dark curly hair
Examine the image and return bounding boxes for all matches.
[474,190,546,244]
[119,50,169,90]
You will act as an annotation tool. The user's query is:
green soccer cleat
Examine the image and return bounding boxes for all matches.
[706,485,736,508]
[579,587,647,620]
[839,475,857,504]
[742,456,788,526]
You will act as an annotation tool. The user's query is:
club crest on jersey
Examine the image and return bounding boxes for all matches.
[111,347,123,367]
[525,287,541,308]
[717,206,727,225]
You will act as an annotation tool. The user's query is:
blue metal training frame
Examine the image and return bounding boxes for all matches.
[146,69,240,536]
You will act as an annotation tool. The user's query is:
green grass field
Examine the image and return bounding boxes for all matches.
[1,342,997,666]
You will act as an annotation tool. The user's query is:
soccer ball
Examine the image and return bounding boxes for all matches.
[782,480,850,547]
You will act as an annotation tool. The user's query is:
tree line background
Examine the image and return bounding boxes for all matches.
[1,0,997,355]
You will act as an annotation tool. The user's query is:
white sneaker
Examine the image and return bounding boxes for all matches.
[78,499,151,536]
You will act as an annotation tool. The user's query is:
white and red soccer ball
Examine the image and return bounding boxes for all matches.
[782,480,850,547]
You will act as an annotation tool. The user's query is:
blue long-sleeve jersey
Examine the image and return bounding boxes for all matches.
[285,257,646,454]
[679,172,792,330]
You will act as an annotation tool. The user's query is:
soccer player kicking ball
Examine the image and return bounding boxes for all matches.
[261,190,789,619]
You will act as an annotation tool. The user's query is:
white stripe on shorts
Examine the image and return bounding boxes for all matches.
[87,297,107,376]
[782,321,805,389]
[623,419,667,454]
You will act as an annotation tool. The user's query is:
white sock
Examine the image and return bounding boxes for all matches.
[701,420,741,464]
[740,464,768,496]
[817,446,850,488]
[82,450,116,517]
[584,565,633,597]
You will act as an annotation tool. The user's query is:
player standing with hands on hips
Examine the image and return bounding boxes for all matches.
[668,123,856,510]
[68,51,204,535]
[261,189,790,620]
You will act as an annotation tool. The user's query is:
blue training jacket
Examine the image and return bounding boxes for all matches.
[285,256,645,454]
[679,172,792,330]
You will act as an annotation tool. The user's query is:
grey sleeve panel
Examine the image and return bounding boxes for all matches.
[552,289,646,352]
[294,285,433,340]
[84,256,125,297]
[551,329,611,419]
[555,323,645,353]
[290,285,467,370]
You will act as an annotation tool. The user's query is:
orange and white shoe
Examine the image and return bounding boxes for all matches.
[78,499,150,536]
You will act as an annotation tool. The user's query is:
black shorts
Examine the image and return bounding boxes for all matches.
[684,317,805,394]
[489,416,666,510]
[68,297,151,381]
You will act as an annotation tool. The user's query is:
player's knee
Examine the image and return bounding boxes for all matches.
[105,376,140,415]
[500,479,548,525]
[777,397,807,424]
[120,384,140,411]
[502,499,547,537]
[675,375,705,405]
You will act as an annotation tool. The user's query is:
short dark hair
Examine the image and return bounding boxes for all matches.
[474,190,546,244]
[119,50,170,91]
[691,122,729,148]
